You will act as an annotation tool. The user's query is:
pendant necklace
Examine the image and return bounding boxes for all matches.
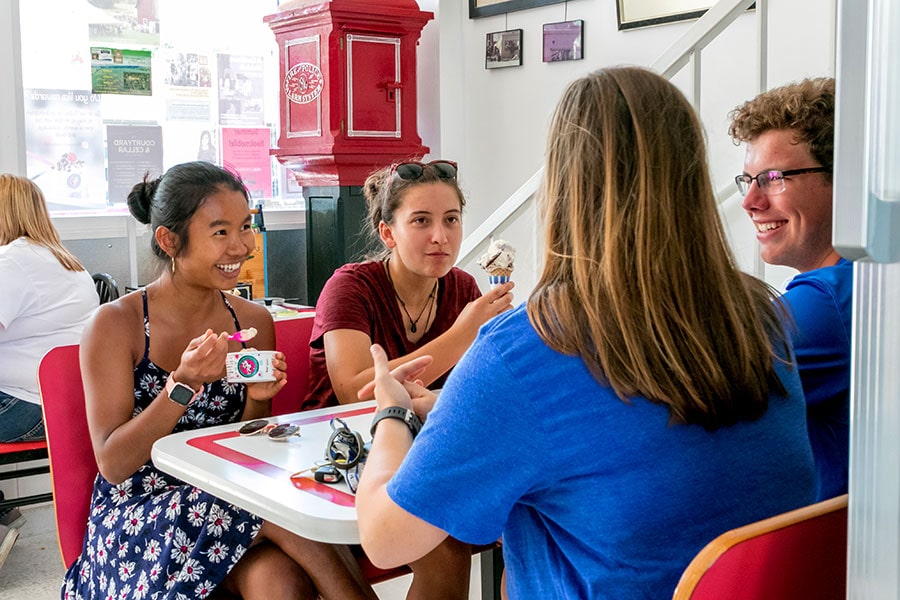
[385,258,437,334]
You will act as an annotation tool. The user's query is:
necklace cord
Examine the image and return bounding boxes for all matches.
[385,259,437,334]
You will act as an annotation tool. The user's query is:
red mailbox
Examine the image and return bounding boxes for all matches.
[265,0,433,186]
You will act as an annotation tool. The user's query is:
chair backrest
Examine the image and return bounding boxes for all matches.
[92,272,120,304]
[673,494,848,600]
[271,310,316,416]
[37,344,97,569]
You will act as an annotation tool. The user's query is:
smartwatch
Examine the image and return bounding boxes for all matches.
[166,375,202,407]
[370,406,423,439]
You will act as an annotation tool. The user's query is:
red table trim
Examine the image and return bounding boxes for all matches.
[186,406,376,507]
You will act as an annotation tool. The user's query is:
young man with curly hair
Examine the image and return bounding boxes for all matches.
[730,77,851,501]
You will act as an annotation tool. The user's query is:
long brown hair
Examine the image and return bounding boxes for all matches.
[527,67,790,429]
[0,174,85,272]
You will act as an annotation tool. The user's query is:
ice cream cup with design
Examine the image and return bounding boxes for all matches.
[226,349,277,383]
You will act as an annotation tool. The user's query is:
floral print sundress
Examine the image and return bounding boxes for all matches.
[62,290,261,600]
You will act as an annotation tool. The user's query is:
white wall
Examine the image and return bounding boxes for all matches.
[425,0,835,294]
[0,0,25,175]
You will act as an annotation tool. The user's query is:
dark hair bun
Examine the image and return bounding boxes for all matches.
[126,174,160,224]
[363,168,389,206]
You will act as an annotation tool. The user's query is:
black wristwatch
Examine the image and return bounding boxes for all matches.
[166,375,201,407]
[370,406,423,439]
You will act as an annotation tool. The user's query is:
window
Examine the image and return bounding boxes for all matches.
[17,0,296,215]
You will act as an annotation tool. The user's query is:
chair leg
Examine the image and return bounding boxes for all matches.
[479,546,504,600]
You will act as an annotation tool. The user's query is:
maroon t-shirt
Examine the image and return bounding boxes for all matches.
[303,261,482,410]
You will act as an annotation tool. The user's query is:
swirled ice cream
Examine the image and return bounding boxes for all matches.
[477,239,515,287]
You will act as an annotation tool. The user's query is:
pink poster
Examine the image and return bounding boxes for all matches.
[221,127,272,201]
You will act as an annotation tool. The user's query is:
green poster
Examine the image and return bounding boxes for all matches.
[90,47,152,96]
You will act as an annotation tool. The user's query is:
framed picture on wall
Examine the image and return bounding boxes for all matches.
[485,29,524,69]
[616,0,712,30]
[470,0,566,19]
[542,20,584,63]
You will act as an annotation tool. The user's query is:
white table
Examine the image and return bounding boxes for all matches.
[151,401,377,544]
[152,400,504,599]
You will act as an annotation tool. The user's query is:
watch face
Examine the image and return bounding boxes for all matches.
[169,382,195,406]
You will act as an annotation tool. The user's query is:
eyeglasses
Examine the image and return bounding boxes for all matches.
[324,417,369,493]
[734,167,828,196]
[391,160,458,182]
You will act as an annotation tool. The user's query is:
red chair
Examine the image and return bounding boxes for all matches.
[272,310,316,416]
[672,494,848,599]
[37,344,96,568]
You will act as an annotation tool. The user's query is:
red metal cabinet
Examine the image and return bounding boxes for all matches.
[265,0,433,186]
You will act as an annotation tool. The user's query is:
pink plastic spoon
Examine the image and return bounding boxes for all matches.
[228,327,258,343]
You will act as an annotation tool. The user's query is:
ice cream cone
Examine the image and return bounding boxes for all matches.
[489,268,512,289]
[478,240,516,289]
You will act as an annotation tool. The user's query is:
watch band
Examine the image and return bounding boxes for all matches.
[165,375,202,407]
[370,406,423,439]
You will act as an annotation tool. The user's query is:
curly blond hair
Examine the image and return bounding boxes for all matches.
[728,77,835,176]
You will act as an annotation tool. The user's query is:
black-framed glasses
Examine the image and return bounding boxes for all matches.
[734,167,828,196]
[391,160,458,182]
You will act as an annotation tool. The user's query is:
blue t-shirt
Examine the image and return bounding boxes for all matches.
[782,258,853,501]
[388,304,816,599]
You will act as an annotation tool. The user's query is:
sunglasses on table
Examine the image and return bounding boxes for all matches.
[391,160,458,182]
[237,419,300,441]
[734,167,829,196]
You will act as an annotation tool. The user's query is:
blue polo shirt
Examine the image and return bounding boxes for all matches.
[782,257,853,500]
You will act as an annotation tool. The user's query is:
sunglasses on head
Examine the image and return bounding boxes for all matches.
[391,160,458,182]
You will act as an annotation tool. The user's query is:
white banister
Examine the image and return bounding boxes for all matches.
[650,0,759,78]
[690,50,702,110]
[757,0,768,93]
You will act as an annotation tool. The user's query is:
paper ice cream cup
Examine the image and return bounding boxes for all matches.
[489,274,511,289]
[226,350,277,383]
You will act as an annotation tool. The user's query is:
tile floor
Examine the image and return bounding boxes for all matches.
[0,503,485,599]
[0,504,62,599]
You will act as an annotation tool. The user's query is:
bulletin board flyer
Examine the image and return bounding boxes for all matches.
[222,128,272,200]
[106,125,164,205]
[91,47,152,96]
[23,88,106,210]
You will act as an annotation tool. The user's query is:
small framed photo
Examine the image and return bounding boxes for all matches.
[485,29,523,69]
[542,20,584,63]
